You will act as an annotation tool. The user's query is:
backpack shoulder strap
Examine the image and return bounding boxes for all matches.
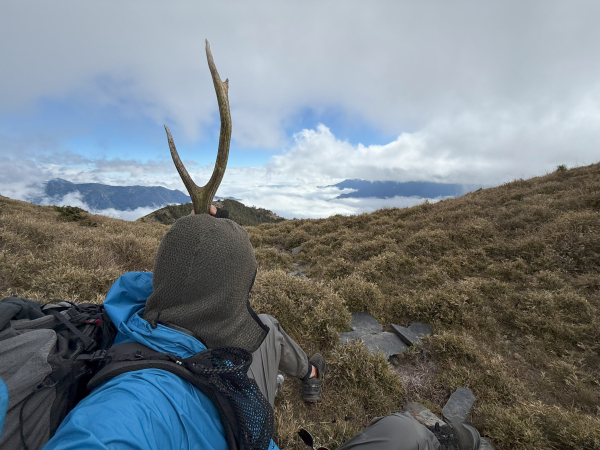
[87,342,240,450]
[87,343,196,390]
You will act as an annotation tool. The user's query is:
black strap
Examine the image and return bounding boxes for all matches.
[87,343,185,390]
[87,343,243,450]
[77,350,108,362]
[47,309,96,351]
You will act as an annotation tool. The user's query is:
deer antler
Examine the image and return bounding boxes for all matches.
[165,39,232,214]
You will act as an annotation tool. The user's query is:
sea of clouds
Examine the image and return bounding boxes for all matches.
[1,121,593,220]
[1,124,491,220]
[36,191,159,221]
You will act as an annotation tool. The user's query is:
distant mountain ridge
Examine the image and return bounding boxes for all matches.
[138,199,285,227]
[38,178,190,210]
[30,178,284,225]
[331,179,483,199]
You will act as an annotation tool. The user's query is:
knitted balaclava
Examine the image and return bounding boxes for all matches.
[143,214,268,353]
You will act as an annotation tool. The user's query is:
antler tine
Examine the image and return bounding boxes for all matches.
[165,39,231,215]
[164,125,201,205]
[202,39,232,208]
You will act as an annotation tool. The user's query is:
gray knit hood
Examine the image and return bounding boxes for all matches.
[143,214,268,353]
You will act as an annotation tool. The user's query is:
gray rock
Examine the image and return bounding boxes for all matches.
[480,437,495,450]
[391,324,423,346]
[350,312,383,333]
[360,332,408,359]
[289,263,309,279]
[408,322,433,338]
[340,330,367,344]
[442,387,476,424]
[404,402,444,427]
[288,270,308,279]
[291,246,302,255]
[388,356,400,365]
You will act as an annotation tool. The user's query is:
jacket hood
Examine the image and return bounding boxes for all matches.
[143,215,268,353]
[104,271,206,358]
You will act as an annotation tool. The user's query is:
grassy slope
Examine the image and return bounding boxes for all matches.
[1,163,599,449]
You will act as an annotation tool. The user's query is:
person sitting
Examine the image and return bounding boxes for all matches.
[44,208,479,450]
[44,209,324,450]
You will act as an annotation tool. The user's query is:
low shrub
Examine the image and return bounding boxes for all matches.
[250,270,351,352]
[54,205,98,227]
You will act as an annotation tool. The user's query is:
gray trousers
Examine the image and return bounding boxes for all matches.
[337,413,441,450]
[248,314,311,406]
[248,314,440,450]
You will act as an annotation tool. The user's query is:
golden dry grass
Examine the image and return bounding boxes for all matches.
[1,162,599,449]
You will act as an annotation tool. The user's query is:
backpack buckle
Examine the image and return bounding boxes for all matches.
[77,350,107,362]
[89,350,107,361]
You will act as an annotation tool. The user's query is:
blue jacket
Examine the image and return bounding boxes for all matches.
[44,272,278,450]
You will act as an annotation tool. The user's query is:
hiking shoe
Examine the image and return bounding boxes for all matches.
[302,353,326,402]
[276,374,284,396]
[425,422,481,450]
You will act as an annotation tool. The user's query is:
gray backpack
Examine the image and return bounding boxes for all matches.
[0,297,116,450]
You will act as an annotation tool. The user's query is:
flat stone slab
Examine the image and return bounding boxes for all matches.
[340,331,367,345]
[442,387,476,424]
[408,322,433,338]
[360,332,408,359]
[340,330,408,359]
[480,437,496,450]
[291,245,302,254]
[391,324,423,346]
[350,312,383,333]
[404,402,444,427]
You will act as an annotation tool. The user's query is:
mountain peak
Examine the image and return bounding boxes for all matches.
[48,178,75,185]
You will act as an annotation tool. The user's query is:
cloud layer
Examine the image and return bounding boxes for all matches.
[38,192,160,221]
[4,122,592,220]
[3,1,600,147]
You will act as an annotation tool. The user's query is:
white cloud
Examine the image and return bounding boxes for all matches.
[268,96,600,186]
[39,191,88,208]
[2,0,600,148]
[194,165,448,219]
[93,207,158,221]
[37,191,166,221]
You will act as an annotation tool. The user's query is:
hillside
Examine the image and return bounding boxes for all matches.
[1,163,599,450]
[137,199,285,226]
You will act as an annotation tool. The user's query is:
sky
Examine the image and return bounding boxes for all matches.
[1,1,599,219]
